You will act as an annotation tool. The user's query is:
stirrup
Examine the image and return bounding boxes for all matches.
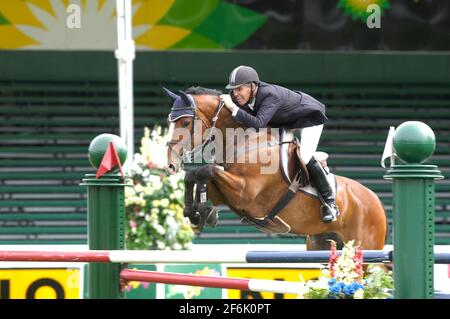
[320,202,338,223]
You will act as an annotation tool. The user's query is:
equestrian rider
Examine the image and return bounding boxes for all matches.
[219,65,339,223]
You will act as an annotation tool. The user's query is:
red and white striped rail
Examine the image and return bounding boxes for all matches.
[0,250,248,263]
[120,269,301,294]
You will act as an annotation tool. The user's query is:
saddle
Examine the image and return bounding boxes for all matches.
[281,130,330,189]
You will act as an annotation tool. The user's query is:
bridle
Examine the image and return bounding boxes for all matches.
[167,96,225,168]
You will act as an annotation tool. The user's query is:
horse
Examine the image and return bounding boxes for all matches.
[164,87,387,250]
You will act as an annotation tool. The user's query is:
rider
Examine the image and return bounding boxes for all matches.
[219,65,339,223]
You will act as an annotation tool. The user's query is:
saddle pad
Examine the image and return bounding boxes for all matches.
[279,129,337,199]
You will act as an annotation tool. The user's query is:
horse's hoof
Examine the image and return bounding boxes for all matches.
[188,211,202,227]
[206,207,219,227]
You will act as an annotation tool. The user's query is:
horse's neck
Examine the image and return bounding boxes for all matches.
[216,112,241,132]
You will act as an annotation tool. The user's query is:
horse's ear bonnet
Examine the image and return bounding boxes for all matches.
[162,87,179,102]
[163,87,196,122]
[178,90,195,106]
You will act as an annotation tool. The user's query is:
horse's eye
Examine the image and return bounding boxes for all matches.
[182,120,190,128]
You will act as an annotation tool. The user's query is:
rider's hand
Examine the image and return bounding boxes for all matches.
[220,94,238,114]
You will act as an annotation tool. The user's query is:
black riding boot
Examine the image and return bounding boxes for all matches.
[306,157,339,223]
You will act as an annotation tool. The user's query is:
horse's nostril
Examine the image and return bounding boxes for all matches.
[167,164,176,174]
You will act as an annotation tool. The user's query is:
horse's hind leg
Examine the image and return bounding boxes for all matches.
[306,232,344,250]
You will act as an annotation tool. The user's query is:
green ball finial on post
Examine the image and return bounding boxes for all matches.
[384,121,443,299]
[88,133,128,169]
[393,121,436,164]
[81,133,129,299]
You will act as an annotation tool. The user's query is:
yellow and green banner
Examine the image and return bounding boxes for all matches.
[0,0,266,50]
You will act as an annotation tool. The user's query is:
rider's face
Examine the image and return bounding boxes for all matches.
[232,83,253,106]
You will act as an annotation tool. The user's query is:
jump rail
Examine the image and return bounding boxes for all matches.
[120,269,302,294]
[1,250,450,264]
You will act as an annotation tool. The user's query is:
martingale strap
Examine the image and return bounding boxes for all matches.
[242,169,303,228]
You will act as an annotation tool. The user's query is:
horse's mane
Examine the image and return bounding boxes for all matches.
[185,86,238,128]
[185,86,222,96]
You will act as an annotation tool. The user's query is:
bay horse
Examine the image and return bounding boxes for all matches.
[164,87,387,250]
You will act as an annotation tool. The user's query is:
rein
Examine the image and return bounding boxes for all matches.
[177,100,225,166]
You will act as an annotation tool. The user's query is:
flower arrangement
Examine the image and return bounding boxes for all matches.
[125,126,195,250]
[298,240,393,299]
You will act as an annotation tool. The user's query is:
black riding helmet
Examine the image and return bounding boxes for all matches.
[225,65,260,89]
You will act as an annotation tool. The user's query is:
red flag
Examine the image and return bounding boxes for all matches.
[96,142,124,179]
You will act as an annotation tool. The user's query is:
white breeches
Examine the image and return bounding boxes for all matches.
[297,124,323,164]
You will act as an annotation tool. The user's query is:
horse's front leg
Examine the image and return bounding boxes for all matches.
[191,165,247,208]
[183,170,203,228]
[183,168,221,229]
[183,165,226,228]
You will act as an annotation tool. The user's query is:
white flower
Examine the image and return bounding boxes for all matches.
[137,126,170,168]
[134,183,144,194]
[168,174,181,189]
[156,241,166,250]
[133,152,145,164]
[152,200,161,207]
[125,187,136,197]
[160,198,170,208]
[165,215,178,231]
[148,175,163,190]
[130,164,142,176]
[174,189,184,200]
[143,185,155,195]
[154,224,166,235]
[125,195,146,207]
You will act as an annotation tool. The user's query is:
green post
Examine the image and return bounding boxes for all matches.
[81,134,128,299]
[384,121,443,299]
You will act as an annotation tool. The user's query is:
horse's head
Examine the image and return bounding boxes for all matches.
[164,87,221,174]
